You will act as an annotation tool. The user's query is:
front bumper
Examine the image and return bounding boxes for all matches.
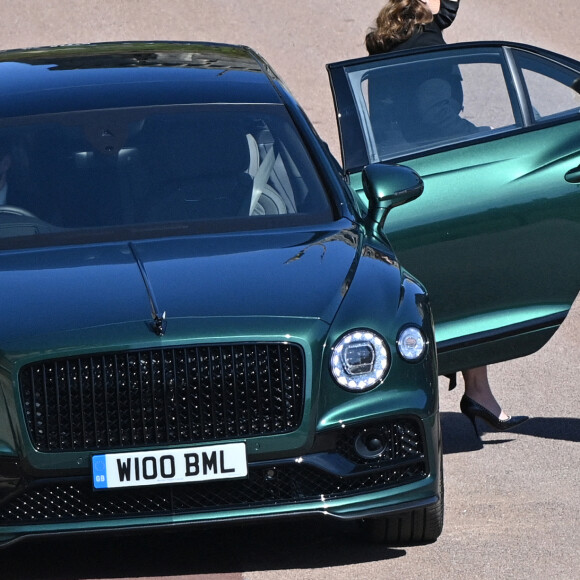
[0,413,440,547]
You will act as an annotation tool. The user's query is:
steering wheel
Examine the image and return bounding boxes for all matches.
[0,205,38,219]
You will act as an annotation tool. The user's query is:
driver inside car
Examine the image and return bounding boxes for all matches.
[0,140,62,228]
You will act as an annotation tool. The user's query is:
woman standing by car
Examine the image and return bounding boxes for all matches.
[365,0,529,437]
[366,0,456,53]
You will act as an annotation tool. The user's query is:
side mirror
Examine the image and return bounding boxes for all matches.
[362,163,424,232]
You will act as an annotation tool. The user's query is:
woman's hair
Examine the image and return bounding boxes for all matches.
[366,0,434,54]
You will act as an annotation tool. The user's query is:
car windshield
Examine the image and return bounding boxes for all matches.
[0,104,334,248]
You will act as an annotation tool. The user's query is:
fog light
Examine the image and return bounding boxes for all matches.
[355,430,388,459]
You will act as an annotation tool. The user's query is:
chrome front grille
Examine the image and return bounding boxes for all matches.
[19,343,305,452]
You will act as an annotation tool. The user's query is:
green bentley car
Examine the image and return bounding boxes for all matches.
[0,40,578,548]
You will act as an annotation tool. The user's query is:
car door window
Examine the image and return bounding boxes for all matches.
[350,50,520,162]
[459,61,516,130]
[513,50,580,121]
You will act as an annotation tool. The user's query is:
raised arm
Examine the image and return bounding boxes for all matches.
[435,0,460,30]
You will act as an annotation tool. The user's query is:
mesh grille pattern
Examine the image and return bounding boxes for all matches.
[0,460,427,524]
[336,419,424,465]
[19,343,305,452]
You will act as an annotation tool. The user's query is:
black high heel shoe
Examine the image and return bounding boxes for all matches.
[460,395,529,439]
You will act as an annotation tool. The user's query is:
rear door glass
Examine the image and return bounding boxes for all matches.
[514,49,580,121]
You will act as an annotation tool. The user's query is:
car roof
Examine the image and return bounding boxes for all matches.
[0,41,285,117]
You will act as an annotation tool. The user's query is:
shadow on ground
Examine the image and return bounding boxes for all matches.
[441,412,580,454]
[0,517,405,579]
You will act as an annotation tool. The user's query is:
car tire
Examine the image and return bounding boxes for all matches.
[362,454,444,545]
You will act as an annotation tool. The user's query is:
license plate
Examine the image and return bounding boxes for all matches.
[92,442,247,490]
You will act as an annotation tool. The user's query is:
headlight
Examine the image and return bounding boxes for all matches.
[397,326,427,362]
[331,330,390,392]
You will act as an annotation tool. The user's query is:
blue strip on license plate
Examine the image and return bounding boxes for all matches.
[92,442,247,490]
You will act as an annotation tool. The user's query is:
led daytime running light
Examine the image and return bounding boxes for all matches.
[331,330,390,392]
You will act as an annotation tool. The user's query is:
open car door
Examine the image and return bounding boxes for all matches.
[328,41,580,375]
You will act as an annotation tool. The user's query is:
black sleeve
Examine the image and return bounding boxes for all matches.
[435,0,460,30]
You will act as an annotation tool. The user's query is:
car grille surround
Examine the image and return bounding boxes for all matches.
[19,343,305,452]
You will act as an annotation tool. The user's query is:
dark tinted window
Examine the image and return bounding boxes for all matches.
[0,105,333,247]
[343,50,520,161]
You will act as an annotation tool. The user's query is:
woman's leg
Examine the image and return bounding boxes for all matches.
[461,366,509,420]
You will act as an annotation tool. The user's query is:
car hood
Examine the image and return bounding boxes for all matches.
[1,225,371,354]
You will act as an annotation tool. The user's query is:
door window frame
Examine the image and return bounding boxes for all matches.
[327,41,580,173]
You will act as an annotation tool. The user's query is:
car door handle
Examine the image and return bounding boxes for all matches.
[565,165,580,183]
